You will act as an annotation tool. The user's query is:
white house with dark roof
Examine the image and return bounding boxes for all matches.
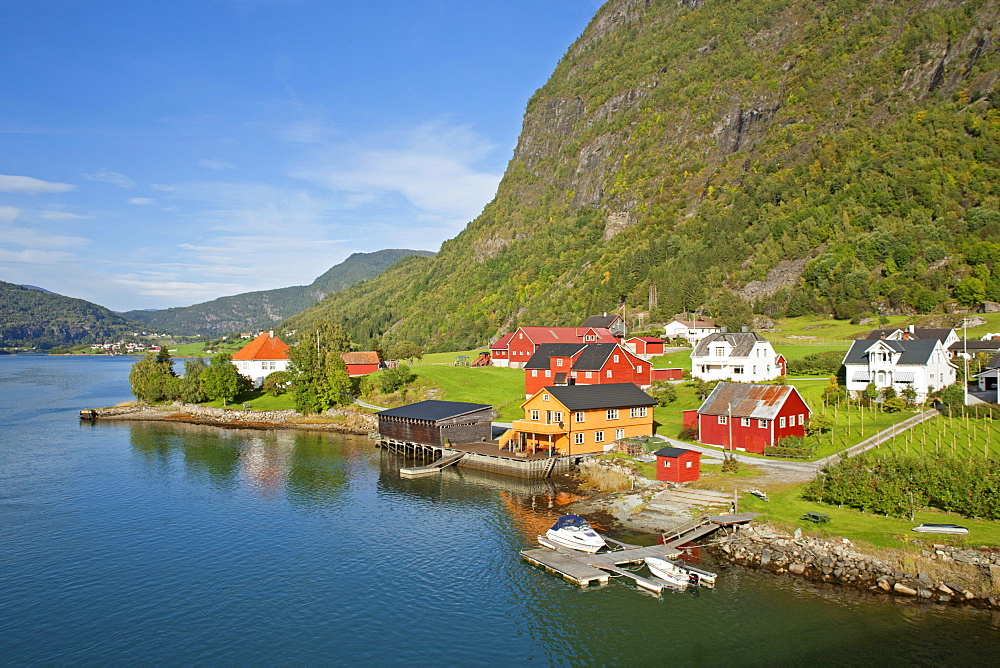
[842,338,956,401]
[690,332,785,382]
[664,318,720,344]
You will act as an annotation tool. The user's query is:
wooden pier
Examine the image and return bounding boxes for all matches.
[399,453,465,478]
[520,540,683,587]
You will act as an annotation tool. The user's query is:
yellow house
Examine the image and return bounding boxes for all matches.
[510,383,657,455]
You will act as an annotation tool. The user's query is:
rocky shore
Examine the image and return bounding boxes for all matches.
[79,403,377,435]
[718,522,1000,609]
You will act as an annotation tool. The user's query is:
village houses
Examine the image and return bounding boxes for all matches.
[842,337,957,401]
[230,331,291,388]
[684,382,811,454]
[663,317,720,344]
[522,342,652,397]
[690,332,786,382]
[490,325,618,368]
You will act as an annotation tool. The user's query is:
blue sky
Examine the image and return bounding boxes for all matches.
[1,1,599,311]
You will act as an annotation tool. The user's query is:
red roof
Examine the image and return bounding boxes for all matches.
[491,332,515,349]
[515,326,617,344]
[231,332,290,361]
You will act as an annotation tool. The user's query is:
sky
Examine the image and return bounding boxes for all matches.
[0,1,600,311]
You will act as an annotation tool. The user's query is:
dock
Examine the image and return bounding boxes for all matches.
[399,453,465,478]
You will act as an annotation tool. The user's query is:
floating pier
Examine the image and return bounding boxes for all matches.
[521,540,683,587]
[399,453,465,478]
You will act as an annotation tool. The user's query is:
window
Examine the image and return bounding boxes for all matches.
[556,358,563,367]
[715,347,725,356]
[531,370,538,377]
[741,417,751,427]
[585,335,595,342]
[799,414,805,425]
[575,411,585,423]
[630,407,648,418]
[665,460,672,468]
[616,429,625,440]
[685,461,692,468]
[544,370,551,377]
[552,412,563,423]
[606,370,613,378]
[542,394,549,402]
[733,366,744,374]
[759,419,768,429]
[637,365,643,373]
[779,417,786,428]
[530,410,539,421]
[607,409,619,420]
[594,431,604,443]
[574,432,584,445]
[585,372,592,379]
[718,415,728,425]
[613,355,619,363]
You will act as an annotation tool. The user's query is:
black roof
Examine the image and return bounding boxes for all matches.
[948,341,1000,351]
[572,343,619,370]
[543,383,655,410]
[525,342,628,371]
[525,343,586,369]
[653,446,694,458]
[843,339,939,365]
[583,314,621,328]
[377,400,492,422]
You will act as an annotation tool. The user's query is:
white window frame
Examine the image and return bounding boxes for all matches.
[607,409,619,420]
[574,432,585,445]
[594,431,604,443]
[759,419,768,429]
[616,428,625,440]
[780,416,786,428]
[741,417,751,427]
[542,394,549,402]
[530,410,539,421]
[718,415,728,425]
[544,370,551,377]
[575,411,585,423]
[629,406,648,418]
[531,370,538,377]
[606,370,613,378]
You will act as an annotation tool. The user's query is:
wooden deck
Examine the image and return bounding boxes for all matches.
[399,453,465,478]
[521,538,682,587]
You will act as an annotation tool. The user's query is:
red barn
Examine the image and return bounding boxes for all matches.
[654,446,701,483]
[492,326,618,369]
[651,368,683,382]
[626,336,665,357]
[695,382,811,454]
[522,343,651,397]
[341,351,381,376]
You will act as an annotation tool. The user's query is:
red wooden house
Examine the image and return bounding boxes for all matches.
[694,382,811,454]
[491,326,617,368]
[651,368,684,382]
[523,343,651,397]
[625,336,665,357]
[341,351,382,376]
[654,446,701,483]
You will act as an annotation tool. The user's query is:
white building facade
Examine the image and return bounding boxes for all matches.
[690,332,785,382]
[842,338,957,401]
[664,318,720,344]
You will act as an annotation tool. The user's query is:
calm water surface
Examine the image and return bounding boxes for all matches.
[1,355,998,665]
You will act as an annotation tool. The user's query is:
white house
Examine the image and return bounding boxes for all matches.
[230,331,291,388]
[974,352,999,401]
[664,318,720,344]
[842,338,957,401]
[690,332,786,382]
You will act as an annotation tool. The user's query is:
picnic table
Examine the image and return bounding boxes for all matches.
[801,511,830,524]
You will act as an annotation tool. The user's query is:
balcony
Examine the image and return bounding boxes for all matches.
[512,420,566,435]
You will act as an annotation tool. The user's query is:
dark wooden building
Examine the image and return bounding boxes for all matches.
[376,400,494,447]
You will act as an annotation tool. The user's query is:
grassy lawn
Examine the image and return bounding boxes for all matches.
[411,364,525,420]
[739,483,1000,549]
[169,340,245,357]
[873,413,1000,459]
[653,384,703,439]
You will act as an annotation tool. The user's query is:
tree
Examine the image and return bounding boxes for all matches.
[261,370,292,397]
[200,353,250,406]
[953,277,986,307]
[804,414,833,435]
[939,383,966,407]
[712,291,755,332]
[391,341,425,364]
[686,377,717,401]
[179,357,209,403]
[648,382,678,407]
[129,348,176,403]
[901,385,918,406]
[288,322,355,414]
[379,364,416,394]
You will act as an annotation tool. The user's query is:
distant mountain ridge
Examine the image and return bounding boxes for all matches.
[123,249,434,335]
[0,280,144,350]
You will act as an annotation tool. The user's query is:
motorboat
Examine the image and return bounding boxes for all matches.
[544,515,607,553]
[912,523,969,535]
[671,561,717,587]
[644,556,695,590]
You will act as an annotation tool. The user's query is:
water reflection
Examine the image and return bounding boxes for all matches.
[127,422,353,506]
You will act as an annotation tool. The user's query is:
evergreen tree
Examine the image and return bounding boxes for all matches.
[288,322,354,413]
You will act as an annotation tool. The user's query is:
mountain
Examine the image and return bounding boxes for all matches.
[285,0,1000,351]
[0,281,145,350]
[123,249,434,335]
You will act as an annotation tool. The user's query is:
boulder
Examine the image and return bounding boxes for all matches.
[893,583,918,596]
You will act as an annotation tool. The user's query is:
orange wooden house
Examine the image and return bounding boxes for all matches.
[509,383,656,456]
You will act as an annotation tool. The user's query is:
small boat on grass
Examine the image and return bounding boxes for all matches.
[544,515,608,553]
[912,523,969,535]
[644,557,696,590]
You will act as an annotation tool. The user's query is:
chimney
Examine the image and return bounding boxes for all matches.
[741,325,750,333]
[908,325,915,335]
[269,330,274,338]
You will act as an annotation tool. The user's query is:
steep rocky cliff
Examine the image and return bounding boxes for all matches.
[287,0,1000,350]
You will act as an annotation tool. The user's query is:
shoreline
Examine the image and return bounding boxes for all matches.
[79,404,377,435]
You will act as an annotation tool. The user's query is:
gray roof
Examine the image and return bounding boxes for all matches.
[843,339,939,366]
[865,328,953,342]
[583,314,622,329]
[653,446,694,458]
[698,382,807,420]
[525,342,631,371]
[948,341,1000,352]
[543,383,656,411]
[692,332,768,358]
[377,400,492,422]
[525,343,586,369]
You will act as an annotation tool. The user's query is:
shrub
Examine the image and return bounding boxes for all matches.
[883,397,907,413]
[677,426,699,441]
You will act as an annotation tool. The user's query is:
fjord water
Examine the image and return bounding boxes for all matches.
[1,356,998,665]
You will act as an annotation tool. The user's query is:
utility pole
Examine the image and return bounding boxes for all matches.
[963,318,969,406]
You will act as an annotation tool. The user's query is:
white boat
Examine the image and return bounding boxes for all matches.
[544,515,607,553]
[644,556,694,589]
[912,523,969,535]
[671,561,717,587]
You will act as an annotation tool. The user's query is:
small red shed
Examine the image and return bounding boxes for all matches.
[654,446,701,483]
[651,368,683,382]
[627,336,665,356]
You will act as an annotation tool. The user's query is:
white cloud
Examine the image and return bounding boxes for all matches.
[85,169,135,188]
[0,174,75,194]
[199,158,236,171]
[128,197,156,206]
[0,206,21,221]
[39,211,88,220]
[0,221,89,249]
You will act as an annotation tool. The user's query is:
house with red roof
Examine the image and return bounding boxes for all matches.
[625,336,665,359]
[523,343,651,397]
[685,382,811,454]
[341,351,382,376]
[490,326,618,369]
[230,331,291,388]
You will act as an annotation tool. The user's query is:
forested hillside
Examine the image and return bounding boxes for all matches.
[285,0,1000,351]
[0,281,144,349]
[124,249,433,335]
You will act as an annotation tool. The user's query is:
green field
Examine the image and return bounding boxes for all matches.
[871,413,1000,460]
[411,364,525,421]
